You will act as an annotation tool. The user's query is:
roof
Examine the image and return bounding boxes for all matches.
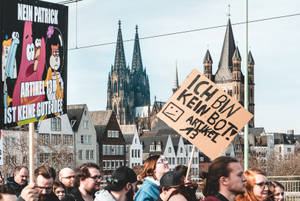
[89,110,113,126]
[94,125,106,141]
[214,18,236,82]
[67,104,86,132]
[120,125,137,135]
[123,135,134,144]
[203,49,213,64]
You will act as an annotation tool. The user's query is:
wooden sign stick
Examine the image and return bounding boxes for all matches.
[185,145,195,182]
[29,122,34,184]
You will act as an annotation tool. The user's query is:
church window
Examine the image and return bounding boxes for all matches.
[114,81,117,93]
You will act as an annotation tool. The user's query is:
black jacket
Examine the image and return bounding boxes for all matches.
[6,177,27,197]
[16,192,59,201]
[61,188,85,201]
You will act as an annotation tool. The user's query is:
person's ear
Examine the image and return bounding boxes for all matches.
[219,176,229,186]
[125,182,131,191]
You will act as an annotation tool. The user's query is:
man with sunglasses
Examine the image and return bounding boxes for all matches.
[62,163,101,201]
[94,166,137,201]
[58,168,75,194]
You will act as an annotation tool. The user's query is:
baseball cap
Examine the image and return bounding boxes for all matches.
[105,166,137,191]
[160,171,184,189]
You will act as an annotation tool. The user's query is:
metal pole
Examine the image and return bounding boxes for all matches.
[29,122,35,183]
[244,0,249,170]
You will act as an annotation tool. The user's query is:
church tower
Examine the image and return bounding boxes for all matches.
[107,22,151,125]
[202,18,255,127]
[107,21,134,125]
[130,25,150,107]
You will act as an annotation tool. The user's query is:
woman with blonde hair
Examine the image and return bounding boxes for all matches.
[236,169,271,201]
[134,155,169,201]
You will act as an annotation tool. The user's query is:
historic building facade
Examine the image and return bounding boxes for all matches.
[202,19,255,127]
[107,21,150,125]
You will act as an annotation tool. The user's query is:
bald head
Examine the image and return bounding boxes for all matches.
[59,168,75,188]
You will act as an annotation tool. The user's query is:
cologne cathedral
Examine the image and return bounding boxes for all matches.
[106,21,150,125]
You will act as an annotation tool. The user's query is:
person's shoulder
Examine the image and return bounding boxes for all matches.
[95,189,116,201]
[168,194,188,201]
[61,194,76,201]
[202,196,222,201]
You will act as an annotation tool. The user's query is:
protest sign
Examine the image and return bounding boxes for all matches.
[0,0,68,128]
[157,69,253,160]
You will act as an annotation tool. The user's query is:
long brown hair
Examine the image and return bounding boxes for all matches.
[139,155,160,180]
[236,169,267,201]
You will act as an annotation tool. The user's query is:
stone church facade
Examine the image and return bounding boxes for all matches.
[107,21,150,125]
[202,19,255,127]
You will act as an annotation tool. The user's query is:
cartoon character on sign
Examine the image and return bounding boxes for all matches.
[44,26,64,102]
[12,21,46,107]
[2,32,19,108]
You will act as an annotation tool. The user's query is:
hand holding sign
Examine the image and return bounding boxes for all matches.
[157,69,253,160]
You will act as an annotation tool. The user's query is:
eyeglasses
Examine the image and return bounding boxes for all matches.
[255,181,271,188]
[62,175,75,179]
[89,175,102,180]
[157,157,168,164]
[36,186,52,191]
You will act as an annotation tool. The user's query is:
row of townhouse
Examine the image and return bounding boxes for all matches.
[1,104,205,178]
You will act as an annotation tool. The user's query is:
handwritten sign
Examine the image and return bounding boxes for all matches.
[157,69,253,159]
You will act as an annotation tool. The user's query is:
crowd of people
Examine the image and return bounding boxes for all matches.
[0,155,286,201]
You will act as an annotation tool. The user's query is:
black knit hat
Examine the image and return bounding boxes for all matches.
[105,166,137,191]
[160,171,184,189]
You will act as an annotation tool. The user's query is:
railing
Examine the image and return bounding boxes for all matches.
[268,176,300,201]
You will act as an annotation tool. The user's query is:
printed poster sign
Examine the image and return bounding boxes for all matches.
[0,0,68,128]
[157,69,253,160]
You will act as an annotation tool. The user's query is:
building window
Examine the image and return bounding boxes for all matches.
[81,135,91,144]
[39,153,50,164]
[86,150,90,160]
[138,150,140,158]
[228,90,232,96]
[39,133,50,144]
[78,150,83,160]
[90,150,94,159]
[107,130,119,138]
[51,134,61,145]
[168,147,171,153]
[120,145,124,155]
[51,117,61,131]
[63,135,73,145]
[83,120,88,129]
[287,148,292,152]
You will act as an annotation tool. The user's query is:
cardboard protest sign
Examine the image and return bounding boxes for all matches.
[157,69,253,160]
[0,0,68,128]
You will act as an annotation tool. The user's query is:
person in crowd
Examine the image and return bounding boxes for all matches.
[0,171,4,185]
[157,171,194,201]
[173,165,198,201]
[53,182,66,200]
[236,169,271,201]
[6,166,29,196]
[174,165,187,183]
[271,181,284,201]
[61,163,101,201]
[34,165,59,201]
[202,156,246,201]
[58,168,75,194]
[134,155,169,201]
[0,184,18,201]
[94,166,137,201]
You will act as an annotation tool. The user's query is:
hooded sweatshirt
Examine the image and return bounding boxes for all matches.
[134,177,160,201]
[94,189,117,201]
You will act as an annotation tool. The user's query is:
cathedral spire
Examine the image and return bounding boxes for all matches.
[114,20,126,70]
[172,63,179,93]
[219,18,236,71]
[132,25,143,71]
[214,18,236,82]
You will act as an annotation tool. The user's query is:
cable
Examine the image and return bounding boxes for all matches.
[68,12,300,51]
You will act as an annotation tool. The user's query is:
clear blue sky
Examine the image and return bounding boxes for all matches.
[51,0,300,134]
